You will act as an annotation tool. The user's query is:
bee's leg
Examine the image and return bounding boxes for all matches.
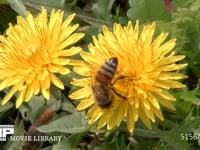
[110,86,126,100]
[111,76,126,86]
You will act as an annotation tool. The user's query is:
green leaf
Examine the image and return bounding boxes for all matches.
[19,96,46,123]
[170,7,200,54]
[95,0,115,18]
[157,117,200,150]
[41,146,53,150]
[96,133,128,150]
[176,90,200,104]
[3,119,24,150]
[0,0,7,3]
[134,128,157,138]
[193,128,200,146]
[7,0,26,17]
[127,0,171,23]
[174,100,192,120]
[60,98,76,113]
[52,132,85,150]
[22,0,65,9]
[19,94,61,123]
[155,21,188,53]
[0,101,13,113]
[38,112,89,133]
[173,0,195,9]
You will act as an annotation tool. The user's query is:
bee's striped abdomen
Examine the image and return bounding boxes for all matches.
[95,57,118,85]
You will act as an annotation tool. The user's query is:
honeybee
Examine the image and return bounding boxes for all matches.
[92,57,118,108]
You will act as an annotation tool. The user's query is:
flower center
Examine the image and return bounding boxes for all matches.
[112,72,152,100]
[24,45,49,69]
[25,45,38,57]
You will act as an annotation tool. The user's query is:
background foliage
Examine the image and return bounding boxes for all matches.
[0,0,200,149]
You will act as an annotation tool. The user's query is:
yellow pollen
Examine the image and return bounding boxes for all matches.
[25,45,38,56]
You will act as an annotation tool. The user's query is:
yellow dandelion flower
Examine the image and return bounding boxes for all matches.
[69,21,187,135]
[0,7,85,108]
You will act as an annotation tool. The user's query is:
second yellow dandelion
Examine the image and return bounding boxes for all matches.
[70,20,187,135]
